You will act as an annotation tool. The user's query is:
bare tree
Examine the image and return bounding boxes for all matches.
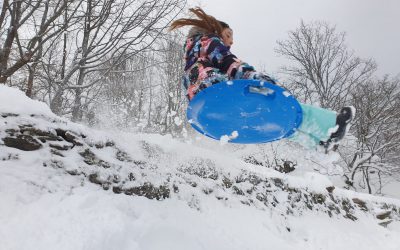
[41,0,186,121]
[0,0,80,87]
[340,76,400,194]
[96,50,157,129]
[157,32,187,135]
[83,30,190,136]
[276,20,377,110]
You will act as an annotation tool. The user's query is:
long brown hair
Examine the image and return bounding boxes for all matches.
[170,7,229,37]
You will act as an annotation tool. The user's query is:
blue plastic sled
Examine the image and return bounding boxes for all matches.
[187,79,303,144]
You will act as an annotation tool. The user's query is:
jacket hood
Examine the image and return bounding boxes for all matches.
[187,26,210,38]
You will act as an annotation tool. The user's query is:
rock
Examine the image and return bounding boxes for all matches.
[341,199,358,221]
[376,211,391,220]
[80,149,98,165]
[88,173,105,185]
[49,160,64,168]
[275,160,296,173]
[222,176,233,188]
[326,186,335,193]
[272,178,285,188]
[128,173,136,181]
[344,213,358,221]
[37,136,58,143]
[203,188,213,194]
[116,150,132,162]
[51,149,64,157]
[66,169,79,176]
[378,219,393,227]
[173,185,179,193]
[1,113,19,118]
[55,129,83,146]
[3,135,42,151]
[352,198,368,211]
[5,129,18,136]
[79,148,111,168]
[49,143,71,151]
[17,126,61,143]
[20,126,55,137]
[65,131,83,146]
[95,143,104,149]
[232,186,244,195]
[112,186,123,194]
[312,193,326,204]
[114,183,170,200]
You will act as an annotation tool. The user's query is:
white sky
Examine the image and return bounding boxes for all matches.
[187,0,400,78]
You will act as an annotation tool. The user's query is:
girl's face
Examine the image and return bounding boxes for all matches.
[221,28,233,47]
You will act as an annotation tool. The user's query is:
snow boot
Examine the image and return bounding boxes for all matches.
[320,106,355,152]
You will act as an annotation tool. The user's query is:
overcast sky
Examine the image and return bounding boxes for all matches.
[187,0,400,78]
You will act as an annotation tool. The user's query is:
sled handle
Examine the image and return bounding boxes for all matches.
[245,85,275,97]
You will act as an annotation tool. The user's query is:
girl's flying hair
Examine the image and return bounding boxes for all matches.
[170,7,229,37]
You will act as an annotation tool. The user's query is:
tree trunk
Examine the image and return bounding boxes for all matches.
[26,64,37,97]
[72,87,83,121]
[50,4,68,115]
[72,0,91,122]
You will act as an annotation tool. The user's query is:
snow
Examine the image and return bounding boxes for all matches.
[283,91,291,97]
[1,85,400,250]
[1,173,399,250]
[174,116,183,126]
[0,85,55,117]
[289,172,334,193]
[1,162,399,250]
[220,130,239,145]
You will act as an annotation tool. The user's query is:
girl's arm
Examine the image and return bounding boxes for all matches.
[206,36,276,83]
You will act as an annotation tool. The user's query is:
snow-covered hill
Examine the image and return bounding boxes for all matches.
[1,85,400,250]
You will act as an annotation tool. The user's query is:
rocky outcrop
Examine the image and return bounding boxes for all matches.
[1,111,400,227]
[3,134,42,151]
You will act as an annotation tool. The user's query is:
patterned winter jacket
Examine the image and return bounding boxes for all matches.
[182,32,271,100]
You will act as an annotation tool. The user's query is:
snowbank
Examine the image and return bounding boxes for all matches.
[1,85,400,250]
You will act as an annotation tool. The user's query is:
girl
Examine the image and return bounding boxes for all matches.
[170,7,274,101]
[170,7,354,150]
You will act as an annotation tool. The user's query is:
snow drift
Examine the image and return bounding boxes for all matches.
[1,85,400,250]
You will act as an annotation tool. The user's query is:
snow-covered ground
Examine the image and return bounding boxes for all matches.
[1,85,400,250]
